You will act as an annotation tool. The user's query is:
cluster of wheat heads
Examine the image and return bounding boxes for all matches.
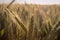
[0,5,60,40]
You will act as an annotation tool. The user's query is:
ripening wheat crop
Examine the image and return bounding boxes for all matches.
[0,4,60,40]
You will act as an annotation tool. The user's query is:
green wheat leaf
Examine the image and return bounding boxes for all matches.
[0,29,5,36]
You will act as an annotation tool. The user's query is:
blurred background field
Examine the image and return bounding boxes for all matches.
[0,3,60,40]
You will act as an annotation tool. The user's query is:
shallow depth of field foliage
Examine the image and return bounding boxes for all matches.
[0,4,60,40]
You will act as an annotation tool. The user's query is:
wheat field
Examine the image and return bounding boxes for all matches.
[0,4,60,40]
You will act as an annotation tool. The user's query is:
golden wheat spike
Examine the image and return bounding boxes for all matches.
[5,8,27,32]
